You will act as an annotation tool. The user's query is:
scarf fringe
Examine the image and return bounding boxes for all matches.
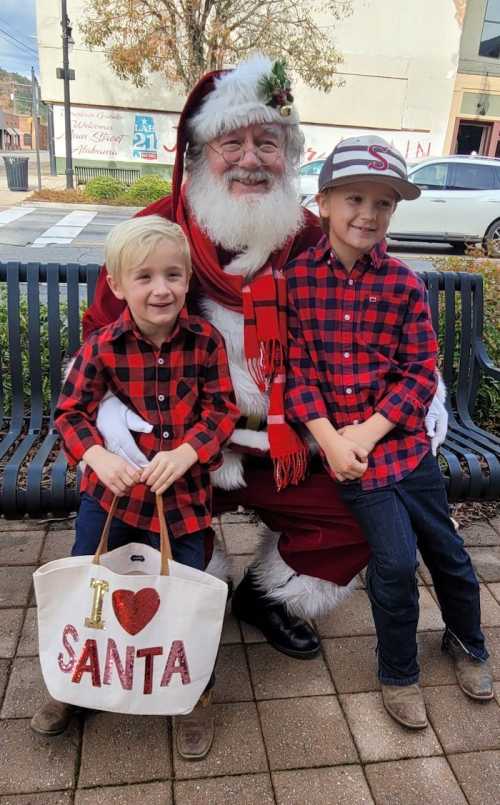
[273,449,309,492]
[247,339,283,392]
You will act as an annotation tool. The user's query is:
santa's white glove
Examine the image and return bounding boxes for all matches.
[96,394,153,469]
[424,378,448,456]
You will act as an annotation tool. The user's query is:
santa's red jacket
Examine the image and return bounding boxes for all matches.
[82,195,370,586]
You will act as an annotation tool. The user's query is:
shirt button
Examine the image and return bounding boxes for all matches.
[348,279,354,286]
[344,314,350,321]
[158,394,165,402]
[344,351,350,358]
[158,358,164,365]
[162,430,169,438]
[346,387,353,394]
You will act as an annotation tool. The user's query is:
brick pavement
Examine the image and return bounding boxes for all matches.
[0,510,499,804]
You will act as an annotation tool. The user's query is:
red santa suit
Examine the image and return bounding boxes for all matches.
[82,58,370,621]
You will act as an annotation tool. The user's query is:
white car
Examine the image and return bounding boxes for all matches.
[301,155,500,253]
[389,155,500,251]
[298,159,325,198]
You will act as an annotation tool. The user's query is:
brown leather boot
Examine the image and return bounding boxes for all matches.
[30,696,80,736]
[174,690,215,760]
[445,640,494,700]
[381,683,428,729]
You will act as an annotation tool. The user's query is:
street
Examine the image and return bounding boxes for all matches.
[0,202,471,269]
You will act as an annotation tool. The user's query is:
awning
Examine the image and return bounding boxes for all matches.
[6,128,16,137]
[12,128,21,137]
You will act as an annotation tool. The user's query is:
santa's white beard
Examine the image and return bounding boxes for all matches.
[186,161,304,279]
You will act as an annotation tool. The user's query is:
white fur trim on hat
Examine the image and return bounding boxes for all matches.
[189,54,299,143]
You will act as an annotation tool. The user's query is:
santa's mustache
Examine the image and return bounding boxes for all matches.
[223,167,272,187]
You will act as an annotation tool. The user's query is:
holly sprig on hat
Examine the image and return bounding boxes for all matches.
[258,59,294,117]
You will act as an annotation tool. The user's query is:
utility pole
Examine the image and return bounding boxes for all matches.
[61,0,74,189]
[31,67,42,191]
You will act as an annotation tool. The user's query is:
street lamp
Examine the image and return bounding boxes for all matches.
[60,0,74,189]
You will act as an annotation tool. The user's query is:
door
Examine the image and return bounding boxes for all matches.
[440,162,500,240]
[389,162,450,238]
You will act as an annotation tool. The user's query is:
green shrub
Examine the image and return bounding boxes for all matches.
[0,289,87,417]
[124,175,171,205]
[431,255,500,434]
[84,175,126,200]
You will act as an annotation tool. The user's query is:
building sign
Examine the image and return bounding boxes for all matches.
[53,103,441,166]
[53,105,178,164]
[301,124,440,164]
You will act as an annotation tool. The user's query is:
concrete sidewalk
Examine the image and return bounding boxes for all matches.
[0,510,499,804]
[0,151,66,206]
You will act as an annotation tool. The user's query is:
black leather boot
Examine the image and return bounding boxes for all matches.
[232,571,320,659]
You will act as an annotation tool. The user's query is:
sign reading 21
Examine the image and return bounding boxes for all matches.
[132,114,158,161]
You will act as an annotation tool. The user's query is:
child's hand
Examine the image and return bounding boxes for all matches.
[337,423,377,454]
[141,444,198,494]
[323,434,369,482]
[83,445,141,496]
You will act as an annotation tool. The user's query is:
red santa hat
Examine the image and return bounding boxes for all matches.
[172,54,299,211]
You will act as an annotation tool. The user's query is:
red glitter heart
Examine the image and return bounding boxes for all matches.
[112,588,160,636]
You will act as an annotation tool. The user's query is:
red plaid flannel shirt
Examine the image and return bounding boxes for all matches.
[55,306,239,536]
[285,237,438,490]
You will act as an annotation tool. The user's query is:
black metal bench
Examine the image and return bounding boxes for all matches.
[0,263,498,517]
[74,166,141,186]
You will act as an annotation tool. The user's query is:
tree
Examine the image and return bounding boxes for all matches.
[80,0,352,93]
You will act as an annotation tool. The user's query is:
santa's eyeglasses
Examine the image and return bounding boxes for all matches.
[207,141,282,166]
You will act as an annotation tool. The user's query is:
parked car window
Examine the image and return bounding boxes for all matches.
[299,161,324,176]
[448,163,498,190]
[410,163,448,189]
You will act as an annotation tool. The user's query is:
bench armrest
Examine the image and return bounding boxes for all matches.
[475,339,500,382]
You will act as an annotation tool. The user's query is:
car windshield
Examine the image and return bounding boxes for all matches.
[409,163,448,189]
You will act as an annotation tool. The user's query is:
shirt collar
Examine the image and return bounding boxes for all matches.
[109,304,195,343]
[312,235,388,271]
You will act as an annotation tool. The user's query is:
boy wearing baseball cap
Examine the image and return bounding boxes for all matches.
[284,135,492,729]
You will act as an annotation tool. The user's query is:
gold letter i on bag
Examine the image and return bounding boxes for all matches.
[85,579,109,629]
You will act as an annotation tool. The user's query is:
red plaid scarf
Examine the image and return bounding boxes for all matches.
[176,187,307,489]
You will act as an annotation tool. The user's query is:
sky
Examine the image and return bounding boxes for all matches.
[0,0,38,78]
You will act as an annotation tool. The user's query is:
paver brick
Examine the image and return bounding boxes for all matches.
[259,696,358,770]
[0,610,24,658]
[247,642,334,699]
[40,531,75,564]
[173,702,267,780]
[483,627,500,680]
[478,585,500,626]
[489,582,500,603]
[16,609,38,657]
[316,590,375,637]
[461,522,500,547]
[214,644,253,702]
[78,712,171,787]
[487,515,500,534]
[175,774,275,804]
[0,532,45,565]
[240,620,266,644]
[340,691,442,763]
[0,793,72,804]
[0,567,35,608]
[323,635,379,693]
[448,750,500,805]
[75,782,172,804]
[0,520,47,532]
[1,656,46,718]
[0,659,10,702]
[416,587,445,631]
[468,547,500,582]
[424,685,500,752]
[418,631,457,687]
[221,523,260,556]
[0,718,79,795]
[220,611,242,645]
[365,757,467,804]
[273,766,374,805]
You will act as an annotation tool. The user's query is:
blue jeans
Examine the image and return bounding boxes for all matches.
[74,493,207,569]
[339,452,488,686]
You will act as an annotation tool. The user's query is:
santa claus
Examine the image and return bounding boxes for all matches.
[83,55,448,659]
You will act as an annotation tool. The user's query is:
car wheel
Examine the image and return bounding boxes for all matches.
[484,219,500,257]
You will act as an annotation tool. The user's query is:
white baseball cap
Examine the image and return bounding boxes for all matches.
[318,135,421,200]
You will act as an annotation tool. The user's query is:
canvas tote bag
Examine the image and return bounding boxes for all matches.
[34,493,228,715]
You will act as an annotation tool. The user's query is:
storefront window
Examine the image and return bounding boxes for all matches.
[480,0,500,57]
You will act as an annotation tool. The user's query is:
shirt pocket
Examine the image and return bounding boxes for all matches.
[357,295,405,356]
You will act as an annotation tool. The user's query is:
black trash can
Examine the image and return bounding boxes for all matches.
[2,156,29,191]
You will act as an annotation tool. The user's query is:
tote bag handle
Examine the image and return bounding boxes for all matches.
[93,493,173,575]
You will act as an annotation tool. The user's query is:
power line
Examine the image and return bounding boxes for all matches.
[0,25,38,55]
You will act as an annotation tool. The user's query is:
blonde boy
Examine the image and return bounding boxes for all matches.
[32,216,239,759]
